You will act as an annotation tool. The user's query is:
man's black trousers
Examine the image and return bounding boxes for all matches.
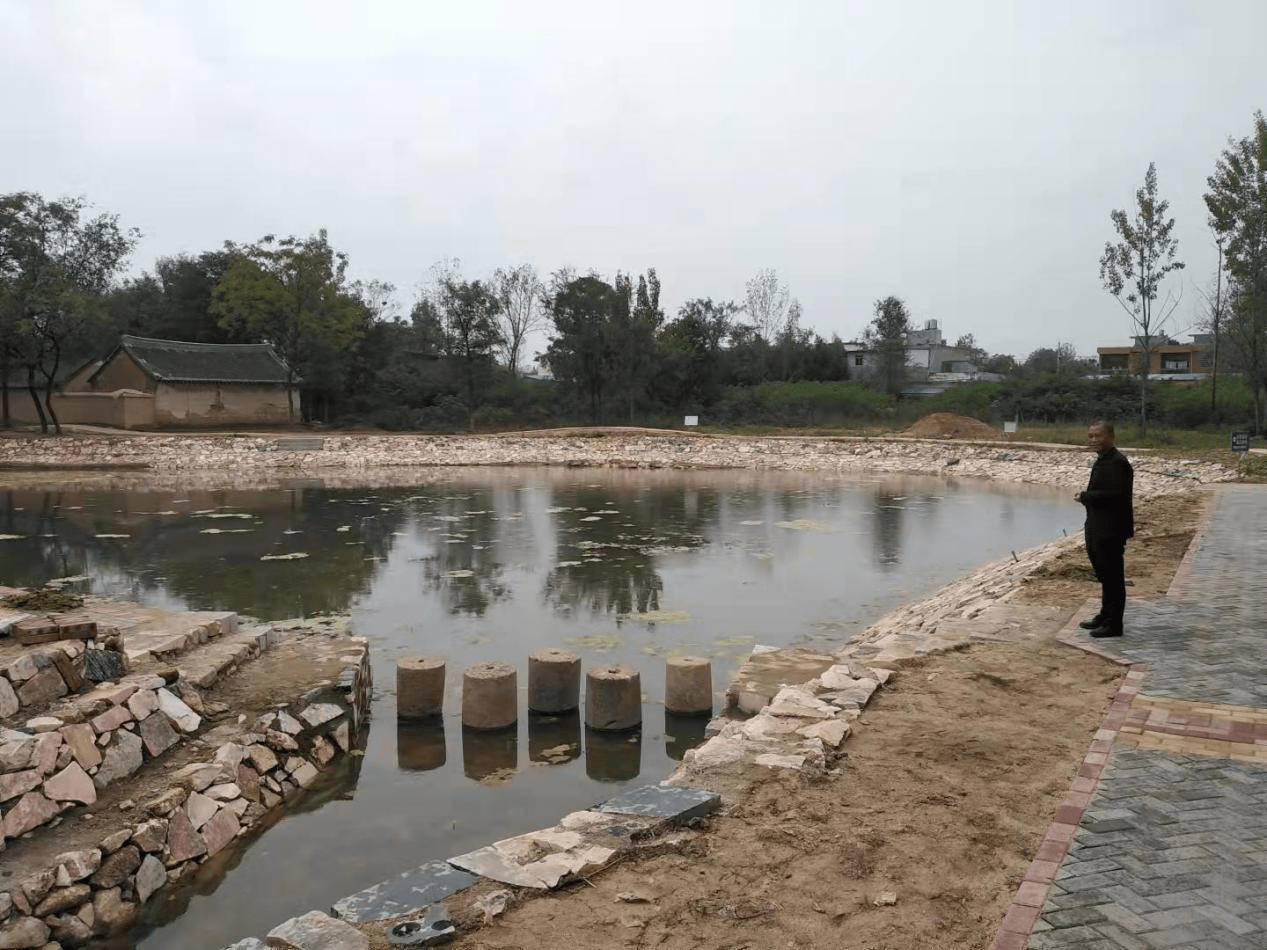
[1085,533,1127,631]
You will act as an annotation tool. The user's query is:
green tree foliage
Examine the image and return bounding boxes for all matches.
[659,298,739,408]
[544,274,624,423]
[610,269,663,421]
[211,230,367,422]
[864,295,912,395]
[108,251,238,344]
[1206,111,1267,433]
[439,278,504,416]
[0,192,138,432]
[1099,162,1185,434]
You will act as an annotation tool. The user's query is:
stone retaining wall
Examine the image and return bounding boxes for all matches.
[0,639,371,948]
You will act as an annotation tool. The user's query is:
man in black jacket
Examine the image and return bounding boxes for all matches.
[1075,421,1134,637]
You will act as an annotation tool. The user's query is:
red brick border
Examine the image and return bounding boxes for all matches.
[989,653,1147,949]
[991,489,1221,948]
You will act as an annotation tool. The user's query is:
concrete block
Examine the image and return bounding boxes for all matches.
[594,784,720,822]
[330,861,479,923]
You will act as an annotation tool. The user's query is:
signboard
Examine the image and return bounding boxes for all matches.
[1003,421,1018,435]
[683,416,699,427]
[1231,430,1250,454]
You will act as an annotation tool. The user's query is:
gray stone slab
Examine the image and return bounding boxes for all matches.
[593,784,720,822]
[330,860,479,924]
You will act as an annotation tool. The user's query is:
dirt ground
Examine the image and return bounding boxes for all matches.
[901,413,1004,440]
[359,492,1208,950]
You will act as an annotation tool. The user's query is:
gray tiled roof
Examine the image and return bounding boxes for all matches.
[95,335,294,385]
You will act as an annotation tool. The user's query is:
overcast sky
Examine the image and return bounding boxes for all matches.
[3,0,1263,361]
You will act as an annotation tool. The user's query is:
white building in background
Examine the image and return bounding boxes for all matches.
[848,319,983,387]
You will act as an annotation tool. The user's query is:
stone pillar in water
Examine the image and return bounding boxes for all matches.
[396,656,446,720]
[462,661,518,730]
[665,656,712,715]
[585,664,641,731]
[528,648,581,713]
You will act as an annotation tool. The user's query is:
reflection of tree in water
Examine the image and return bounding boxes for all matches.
[412,489,510,617]
[870,489,905,569]
[542,484,715,618]
[0,486,412,618]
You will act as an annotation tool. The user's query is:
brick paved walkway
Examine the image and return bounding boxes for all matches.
[995,485,1267,950]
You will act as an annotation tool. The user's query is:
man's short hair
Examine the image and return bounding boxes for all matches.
[1092,420,1115,436]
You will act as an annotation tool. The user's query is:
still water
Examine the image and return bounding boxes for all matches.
[0,467,1081,948]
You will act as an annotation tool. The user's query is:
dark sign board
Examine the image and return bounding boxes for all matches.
[1231,430,1250,453]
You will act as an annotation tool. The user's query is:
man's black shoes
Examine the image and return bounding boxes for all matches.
[1087,625,1123,638]
[1079,615,1104,630]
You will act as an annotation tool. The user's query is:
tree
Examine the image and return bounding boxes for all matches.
[545,275,623,422]
[1205,111,1267,433]
[610,269,663,421]
[1099,162,1185,434]
[864,295,911,395]
[1194,236,1226,412]
[108,250,238,343]
[492,264,544,376]
[658,298,739,407]
[0,193,138,432]
[1021,343,1081,378]
[438,278,504,415]
[744,269,791,346]
[211,229,366,423]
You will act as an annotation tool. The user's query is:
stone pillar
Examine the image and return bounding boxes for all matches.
[585,665,641,731]
[396,656,446,721]
[462,661,518,730]
[528,648,581,713]
[665,656,712,715]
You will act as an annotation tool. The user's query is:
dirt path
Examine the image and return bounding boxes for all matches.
[359,492,1206,950]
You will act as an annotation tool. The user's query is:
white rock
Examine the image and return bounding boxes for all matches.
[155,689,201,733]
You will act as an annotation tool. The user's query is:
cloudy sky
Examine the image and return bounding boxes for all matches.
[3,0,1263,362]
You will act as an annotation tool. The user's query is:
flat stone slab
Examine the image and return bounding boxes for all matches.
[330,860,479,923]
[726,646,838,714]
[448,830,617,890]
[593,784,720,822]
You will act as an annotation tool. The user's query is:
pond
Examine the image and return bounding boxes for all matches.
[0,467,1081,948]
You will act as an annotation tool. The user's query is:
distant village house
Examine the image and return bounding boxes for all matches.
[3,335,298,430]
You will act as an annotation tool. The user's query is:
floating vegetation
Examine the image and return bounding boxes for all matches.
[336,526,351,532]
[567,633,622,650]
[557,560,582,568]
[714,635,754,647]
[260,552,308,561]
[198,512,253,520]
[0,534,23,541]
[774,519,835,532]
[283,529,303,535]
[580,516,602,522]
[94,534,130,539]
[627,609,692,624]
[739,520,764,526]
[199,528,253,535]
[442,569,474,578]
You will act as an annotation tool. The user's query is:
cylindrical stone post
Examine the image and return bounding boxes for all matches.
[397,656,446,720]
[585,664,642,731]
[462,661,518,730]
[528,648,581,713]
[665,656,712,715]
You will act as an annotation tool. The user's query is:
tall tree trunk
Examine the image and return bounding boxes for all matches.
[26,366,48,434]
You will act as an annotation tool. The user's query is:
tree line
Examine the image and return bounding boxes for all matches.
[3,111,1265,434]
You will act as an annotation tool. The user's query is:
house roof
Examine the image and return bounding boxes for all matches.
[91,335,294,385]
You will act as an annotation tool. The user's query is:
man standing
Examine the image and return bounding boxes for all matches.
[1076,421,1134,637]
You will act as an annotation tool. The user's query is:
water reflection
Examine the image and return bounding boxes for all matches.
[396,720,447,772]
[585,726,642,782]
[461,725,518,782]
[528,711,582,764]
[664,711,711,761]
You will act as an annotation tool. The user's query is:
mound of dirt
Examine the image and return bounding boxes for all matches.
[902,412,1003,440]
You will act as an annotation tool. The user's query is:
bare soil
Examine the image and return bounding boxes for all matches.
[901,413,1004,440]
[359,491,1208,950]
